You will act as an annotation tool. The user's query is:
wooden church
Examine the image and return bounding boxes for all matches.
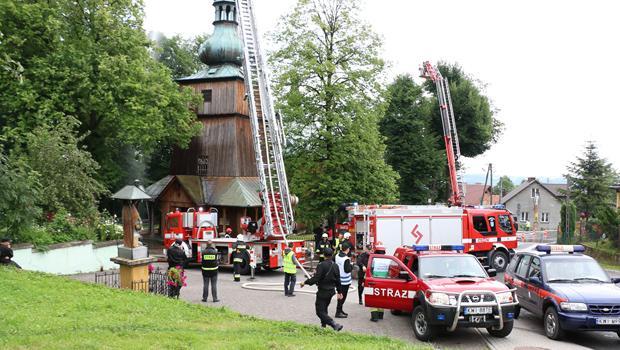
[146,0,261,235]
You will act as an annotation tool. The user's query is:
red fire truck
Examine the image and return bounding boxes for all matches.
[363,244,518,341]
[162,208,305,274]
[345,204,517,271]
[339,62,518,271]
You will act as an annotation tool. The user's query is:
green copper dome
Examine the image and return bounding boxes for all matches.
[198,0,244,66]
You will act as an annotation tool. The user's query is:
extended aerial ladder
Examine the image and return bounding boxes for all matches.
[236,0,295,240]
[420,61,465,207]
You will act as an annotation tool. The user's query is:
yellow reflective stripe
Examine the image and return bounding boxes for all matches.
[203,254,216,260]
[233,258,243,263]
[201,266,218,271]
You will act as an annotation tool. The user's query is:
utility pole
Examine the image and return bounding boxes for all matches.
[490,164,493,205]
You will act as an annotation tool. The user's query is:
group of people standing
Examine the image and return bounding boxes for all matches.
[300,229,383,331]
[166,231,249,302]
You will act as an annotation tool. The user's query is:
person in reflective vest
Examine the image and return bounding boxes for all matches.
[201,240,220,302]
[370,244,387,322]
[315,233,331,262]
[232,234,247,282]
[283,242,299,296]
[334,244,353,318]
[333,232,343,256]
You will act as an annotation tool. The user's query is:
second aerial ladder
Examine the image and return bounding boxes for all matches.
[420,61,465,207]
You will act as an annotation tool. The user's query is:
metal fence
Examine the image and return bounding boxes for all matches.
[94,270,120,288]
[95,268,169,296]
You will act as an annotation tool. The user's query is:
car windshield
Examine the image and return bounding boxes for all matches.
[544,258,611,283]
[419,255,487,279]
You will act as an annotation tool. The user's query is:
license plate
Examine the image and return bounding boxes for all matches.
[596,318,620,325]
[464,307,492,315]
[469,315,486,323]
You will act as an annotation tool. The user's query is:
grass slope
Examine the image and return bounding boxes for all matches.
[0,268,424,350]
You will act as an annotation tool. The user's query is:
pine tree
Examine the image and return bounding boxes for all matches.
[566,141,616,219]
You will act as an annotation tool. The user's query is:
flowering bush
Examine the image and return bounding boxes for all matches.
[167,266,187,287]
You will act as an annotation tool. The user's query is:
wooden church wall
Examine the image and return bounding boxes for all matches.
[183,80,249,116]
[170,115,257,177]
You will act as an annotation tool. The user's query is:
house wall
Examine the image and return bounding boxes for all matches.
[504,183,563,231]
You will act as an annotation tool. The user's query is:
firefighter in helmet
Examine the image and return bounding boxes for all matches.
[224,227,233,238]
[316,233,331,262]
[232,234,247,282]
[370,243,387,322]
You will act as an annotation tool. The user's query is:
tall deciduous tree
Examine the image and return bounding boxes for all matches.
[425,62,503,157]
[0,0,201,191]
[0,150,40,239]
[152,34,206,79]
[380,75,445,204]
[21,118,108,219]
[270,0,398,225]
[493,175,515,197]
[146,33,207,182]
[566,141,616,219]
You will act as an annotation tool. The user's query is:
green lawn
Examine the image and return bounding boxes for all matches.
[0,268,425,350]
[582,241,620,271]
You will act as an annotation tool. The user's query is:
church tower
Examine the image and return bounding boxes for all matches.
[147,0,261,235]
[171,0,256,177]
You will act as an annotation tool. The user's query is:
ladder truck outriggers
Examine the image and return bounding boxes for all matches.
[341,62,518,271]
[163,0,305,274]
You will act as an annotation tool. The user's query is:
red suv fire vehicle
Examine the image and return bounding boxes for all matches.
[363,244,518,341]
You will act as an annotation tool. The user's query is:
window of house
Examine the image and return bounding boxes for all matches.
[197,155,208,176]
[531,188,540,198]
[202,89,212,103]
[473,216,488,232]
[541,212,549,223]
[520,211,529,222]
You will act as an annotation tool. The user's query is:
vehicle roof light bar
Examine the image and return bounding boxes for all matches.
[535,245,585,254]
[412,245,465,252]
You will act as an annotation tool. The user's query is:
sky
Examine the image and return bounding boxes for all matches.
[143,0,619,184]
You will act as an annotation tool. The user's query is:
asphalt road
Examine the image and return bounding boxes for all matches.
[72,241,620,349]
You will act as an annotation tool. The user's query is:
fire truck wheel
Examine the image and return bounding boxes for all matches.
[490,250,509,272]
[486,320,513,338]
[411,306,437,341]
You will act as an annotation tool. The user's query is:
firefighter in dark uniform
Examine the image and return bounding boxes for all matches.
[232,234,247,282]
[201,240,220,302]
[315,233,331,262]
[300,247,344,331]
[356,244,371,305]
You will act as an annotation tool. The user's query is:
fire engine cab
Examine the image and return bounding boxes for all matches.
[344,204,518,271]
[162,208,305,274]
[363,244,518,341]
